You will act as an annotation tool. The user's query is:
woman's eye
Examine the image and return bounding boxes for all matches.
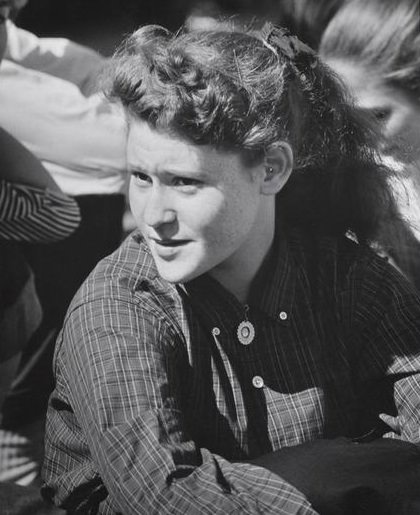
[173,177,201,189]
[372,108,391,123]
[131,171,152,186]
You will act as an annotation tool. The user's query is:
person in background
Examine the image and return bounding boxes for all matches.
[0,0,128,433]
[0,4,80,497]
[0,0,81,422]
[0,125,80,422]
[0,129,81,486]
[319,0,420,289]
[43,23,420,514]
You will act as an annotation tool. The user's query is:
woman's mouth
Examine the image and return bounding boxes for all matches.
[149,238,191,259]
[152,239,190,247]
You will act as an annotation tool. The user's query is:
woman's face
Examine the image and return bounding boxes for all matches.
[126,120,270,286]
[328,59,420,164]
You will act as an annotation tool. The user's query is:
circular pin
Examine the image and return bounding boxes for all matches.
[279,311,288,321]
[237,320,255,345]
[252,375,264,389]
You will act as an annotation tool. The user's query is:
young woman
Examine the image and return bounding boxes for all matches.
[0,3,80,493]
[43,23,420,514]
[320,0,420,288]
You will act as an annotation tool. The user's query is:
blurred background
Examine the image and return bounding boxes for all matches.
[15,0,193,55]
[14,0,320,54]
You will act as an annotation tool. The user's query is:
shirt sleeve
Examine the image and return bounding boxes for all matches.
[0,60,127,195]
[44,294,318,515]
[353,257,420,443]
[5,20,105,95]
[0,179,80,242]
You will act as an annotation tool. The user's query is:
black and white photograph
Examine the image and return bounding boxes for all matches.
[1,1,420,513]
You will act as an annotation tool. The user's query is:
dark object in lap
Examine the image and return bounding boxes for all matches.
[252,437,420,515]
[0,481,65,515]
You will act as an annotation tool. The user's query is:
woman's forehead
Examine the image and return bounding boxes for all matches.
[126,119,248,176]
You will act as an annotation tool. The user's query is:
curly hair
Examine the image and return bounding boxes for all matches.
[105,22,404,248]
[320,0,420,98]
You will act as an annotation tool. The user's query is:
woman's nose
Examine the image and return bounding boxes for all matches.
[143,187,176,228]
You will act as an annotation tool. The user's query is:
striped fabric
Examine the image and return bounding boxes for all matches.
[0,179,80,243]
[43,227,420,514]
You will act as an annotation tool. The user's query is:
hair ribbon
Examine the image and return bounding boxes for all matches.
[261,23,317,70]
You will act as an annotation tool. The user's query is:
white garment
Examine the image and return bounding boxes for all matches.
[0,60,127,195]
[0,23,128,196]
[5,20,104,94]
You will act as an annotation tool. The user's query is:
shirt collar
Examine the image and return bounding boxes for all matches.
[182,223,297,328]
[247,223,296,324]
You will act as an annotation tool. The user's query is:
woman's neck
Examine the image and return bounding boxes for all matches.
[209,204,276,304]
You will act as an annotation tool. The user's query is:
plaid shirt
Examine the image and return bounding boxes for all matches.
[42,226,420,514]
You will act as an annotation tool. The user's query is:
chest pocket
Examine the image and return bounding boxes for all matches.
[263,386,326,449]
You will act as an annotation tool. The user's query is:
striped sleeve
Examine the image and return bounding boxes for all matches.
[0,179,80,243]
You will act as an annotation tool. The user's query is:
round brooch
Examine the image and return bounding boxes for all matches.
[237,320,255,346]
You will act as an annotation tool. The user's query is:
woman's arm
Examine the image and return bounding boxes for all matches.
[0,128,80,242]
[44,293,317,515]
[0,126,60,191]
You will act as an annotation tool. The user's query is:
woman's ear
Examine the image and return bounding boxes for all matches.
[260,142,293,195]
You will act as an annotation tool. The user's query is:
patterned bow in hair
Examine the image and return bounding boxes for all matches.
[260,23,317,70]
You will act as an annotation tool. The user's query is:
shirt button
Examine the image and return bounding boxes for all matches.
[279,311,288,321]
[212,327,221,336]
[252,375,264,389]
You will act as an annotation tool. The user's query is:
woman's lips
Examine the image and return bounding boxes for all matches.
[153,239,190,247]
[150,238,191,258]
